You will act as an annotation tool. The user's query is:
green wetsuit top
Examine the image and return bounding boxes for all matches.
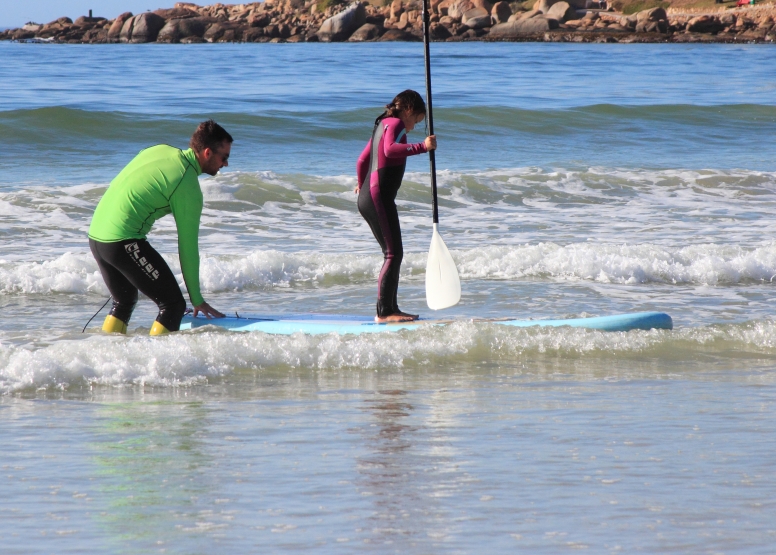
[88,145,206,307]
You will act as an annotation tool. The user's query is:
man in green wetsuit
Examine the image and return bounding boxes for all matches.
[88,120,231,335]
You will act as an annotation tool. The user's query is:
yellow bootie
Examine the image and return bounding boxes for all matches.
[149,321,170,336]
[102,315,127,334]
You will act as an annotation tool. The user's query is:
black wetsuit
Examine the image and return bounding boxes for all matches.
[89,239,187,331]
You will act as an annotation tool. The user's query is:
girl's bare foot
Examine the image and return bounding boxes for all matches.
[375,312,419,323]
[394,311,419,320]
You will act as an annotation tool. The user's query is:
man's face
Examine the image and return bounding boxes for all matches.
[201,141,231,176]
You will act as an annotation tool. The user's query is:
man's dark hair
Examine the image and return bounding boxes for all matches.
[190,120,233,153]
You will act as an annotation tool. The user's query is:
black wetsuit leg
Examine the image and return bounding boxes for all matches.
[357,167,404,318]
[89,238,187,331]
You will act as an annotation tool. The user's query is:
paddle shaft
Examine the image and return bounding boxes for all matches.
[421,0,439,225]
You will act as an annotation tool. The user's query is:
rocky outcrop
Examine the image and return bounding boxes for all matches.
[489,15,559,38]
[545,2,578,23]
[349,23,384,41]
[317,2,367,41]
[107,12,133,41]
[128,13,166,43]
[119,16,135,42]
[462,7,491,28]
[2,0,775,44]
[158,17,213,43]
[492,1,513,24]
[686,14,725,34]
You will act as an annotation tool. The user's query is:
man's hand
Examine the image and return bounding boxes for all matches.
[193,301,225,319]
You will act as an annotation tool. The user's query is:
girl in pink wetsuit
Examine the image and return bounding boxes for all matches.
[355,90,437,323]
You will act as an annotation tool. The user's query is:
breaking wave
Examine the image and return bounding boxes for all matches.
[3,318,776,394]
[3,240,776,298]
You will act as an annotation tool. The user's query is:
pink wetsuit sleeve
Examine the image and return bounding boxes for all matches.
[356,140,371,188]
[382,119,427,158]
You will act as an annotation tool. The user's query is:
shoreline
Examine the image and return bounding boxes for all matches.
[1,0,775,44]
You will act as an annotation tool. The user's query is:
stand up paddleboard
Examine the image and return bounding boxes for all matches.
[180,312,672,335]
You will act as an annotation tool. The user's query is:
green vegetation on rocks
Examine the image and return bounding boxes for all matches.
[613,0,670,15]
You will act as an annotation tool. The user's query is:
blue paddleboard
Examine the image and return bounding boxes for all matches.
[180,311,673,335]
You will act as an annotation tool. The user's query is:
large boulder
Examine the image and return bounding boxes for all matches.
[285,0,306,10]
[390,0,404,19]
[533,0,557,11]
[119,16,135,42]
[157,19,182,42]
[249,13,271,27]
[509,9,541,22]
[83,27,110,43]
[491,1,512,23]
[465,14,493,28]
[636,7,666,23]
[74,15,106,26]
[378,28,422,40]
[153,7,199,20]
[243,27,269,42]
[448,0,475,20]
[129,13,166,42]
[545,1,577,23]
[535,0,584,10]
[11,29,36,40]
[631,8,667,32]
[463,7,489,19]
[686,14,724,34]
[318,2,367,41]
[157,17,211,42]
[437,0,452,15]
[462,7,492,28]
[348,22,383,40]
[107,12,133,41]
[471,0,493,11]
[488,15,558,37]
[203,21,246,42]
[179,17,212,37]
[430,21,453,39]
[47,17,73,25]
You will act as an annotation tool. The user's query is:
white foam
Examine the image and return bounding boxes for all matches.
[5,167,776,264]
[3,319,776,394]
[0,252,107,295]
[4,240,776,298]
[4,166,776,296]
[454,242,776,285]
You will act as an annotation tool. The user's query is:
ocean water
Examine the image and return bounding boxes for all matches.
[2,41,776,553]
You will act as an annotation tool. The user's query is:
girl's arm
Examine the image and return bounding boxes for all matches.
[382,119,427,158]
[355,140,371,192]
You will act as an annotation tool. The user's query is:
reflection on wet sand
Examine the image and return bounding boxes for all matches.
[355,388,467,547]
[91,400,217,550]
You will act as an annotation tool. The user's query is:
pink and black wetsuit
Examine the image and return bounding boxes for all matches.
[356,116,428,317]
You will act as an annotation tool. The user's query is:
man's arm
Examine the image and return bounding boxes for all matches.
[169,173,207,308]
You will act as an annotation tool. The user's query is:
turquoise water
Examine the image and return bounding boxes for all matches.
[2,41,776,553]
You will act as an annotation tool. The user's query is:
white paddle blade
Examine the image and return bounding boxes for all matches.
[425,224,461,310]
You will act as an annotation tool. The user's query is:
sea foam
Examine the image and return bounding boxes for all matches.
[3,319,776,395]
[3,241,776,298]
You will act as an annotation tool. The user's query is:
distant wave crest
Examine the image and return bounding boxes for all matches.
[3,242,776,298]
